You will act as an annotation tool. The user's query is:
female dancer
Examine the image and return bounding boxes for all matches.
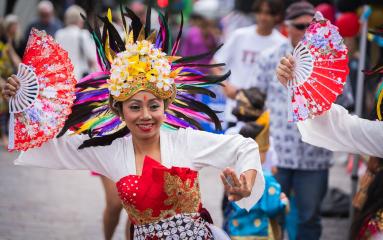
[2,6,264,240]
[276,55,383,239]
[276,55,383,157]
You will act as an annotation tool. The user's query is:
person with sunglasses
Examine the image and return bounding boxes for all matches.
[248,2,333,240]
[285,21,310,31]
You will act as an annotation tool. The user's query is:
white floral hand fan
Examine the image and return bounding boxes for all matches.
[288,12,349,122]
[8,28,76,151]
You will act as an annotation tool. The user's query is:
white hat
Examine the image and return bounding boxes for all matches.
[193,0,220,19]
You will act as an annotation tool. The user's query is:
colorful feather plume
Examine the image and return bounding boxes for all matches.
[59,4,229,148]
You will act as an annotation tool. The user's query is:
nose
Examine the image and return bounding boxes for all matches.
[141,106,152,120]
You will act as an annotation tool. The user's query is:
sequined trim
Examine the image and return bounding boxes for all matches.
[133,213,214,240]
[122,172,201,225]
[163,172,201,213]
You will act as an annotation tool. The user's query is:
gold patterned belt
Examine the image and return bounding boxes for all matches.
[133,212,214,240]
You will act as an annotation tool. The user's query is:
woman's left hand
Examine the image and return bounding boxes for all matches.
[220,168,254,201]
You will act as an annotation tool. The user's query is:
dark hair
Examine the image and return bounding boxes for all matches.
[109,95,123,117]
[239,122,264,139]
[242,87,266,110]
[189,13,205,22]
[252,0,284,16]
[234,0,257,13]
[232,87,266,122]
[350,158,383,239]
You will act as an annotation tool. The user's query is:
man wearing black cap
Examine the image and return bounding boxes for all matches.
[250,2,332,239]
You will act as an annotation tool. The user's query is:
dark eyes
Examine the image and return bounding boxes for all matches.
[150,104,160,110]
[129,105,141,111]
[128,104,160,111]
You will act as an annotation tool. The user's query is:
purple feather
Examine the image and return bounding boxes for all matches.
[155,32,162,48]
[171,12,183,56]
[76,88,109,100]
[76,95,108,105]
[176,75,203,81]
[165,113,196,129]
[169,105,209,121]
[158,18,166,49]
[180,67,204,75]
[83,71,109,80]
[97,118,123,136]
[76,79,107,90]
[90,105,109,114]
[79,71,109,83]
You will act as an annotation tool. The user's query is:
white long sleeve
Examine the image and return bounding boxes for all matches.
[297,104,383,157]
[179,128,265,211]
[14,128,265,209]
[14,134,127,181]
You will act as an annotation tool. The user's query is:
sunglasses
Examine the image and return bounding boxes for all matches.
[287,22,310,31]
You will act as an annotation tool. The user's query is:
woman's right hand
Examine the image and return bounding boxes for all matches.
[276,55,295,86]
[1,75,20,101]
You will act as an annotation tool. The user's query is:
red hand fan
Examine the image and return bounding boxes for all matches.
[8,28,76,151]
[288,12,349,122]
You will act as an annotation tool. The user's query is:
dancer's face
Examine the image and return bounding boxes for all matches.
[122,91,165,140]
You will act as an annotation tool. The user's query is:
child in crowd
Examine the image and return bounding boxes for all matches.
[224,87,288,239]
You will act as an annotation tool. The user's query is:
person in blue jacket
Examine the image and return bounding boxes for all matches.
[224,87,289,239]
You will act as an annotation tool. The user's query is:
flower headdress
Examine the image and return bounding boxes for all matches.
[58,5,230,148]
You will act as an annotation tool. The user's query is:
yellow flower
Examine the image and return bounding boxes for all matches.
[128,55,139,64]
[145,69,159,82]
[109,40,177,99]
[109,83,122,97]
[130,61,147,75]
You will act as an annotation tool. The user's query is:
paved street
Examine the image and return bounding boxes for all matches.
[0,148,349,240]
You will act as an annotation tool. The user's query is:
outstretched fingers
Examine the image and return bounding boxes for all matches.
[221,168,250,201]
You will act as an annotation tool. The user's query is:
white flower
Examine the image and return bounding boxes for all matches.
[109,40,175,97]
[317,27,329,36]
[110,89,121,97]
[111,69,121,80]
[149,75,156,82]
[41,86,57,99]
[167,78,174,84]
[156,81,163,88]
[25,124,36,137]
[34,101,43,109]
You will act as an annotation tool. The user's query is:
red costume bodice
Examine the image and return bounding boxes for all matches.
[116,156,202,225]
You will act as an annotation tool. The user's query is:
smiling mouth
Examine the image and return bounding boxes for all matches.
[137,123,154,132]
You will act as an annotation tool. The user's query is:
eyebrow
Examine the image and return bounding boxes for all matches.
[127,98,160,103]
